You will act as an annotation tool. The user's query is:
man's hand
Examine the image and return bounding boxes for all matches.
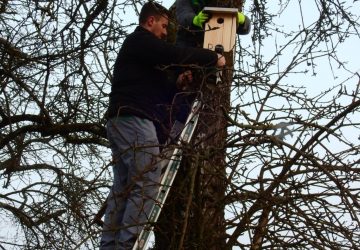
[193,11,209,28]
[176,70,193,90]
[216,54,226,67]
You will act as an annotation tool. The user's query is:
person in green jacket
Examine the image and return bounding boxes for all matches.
[176,0,251,48]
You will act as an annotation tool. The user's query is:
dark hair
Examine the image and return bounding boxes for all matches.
[139,1,170,24]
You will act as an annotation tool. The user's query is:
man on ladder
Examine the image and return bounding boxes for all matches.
[99,2,225,249]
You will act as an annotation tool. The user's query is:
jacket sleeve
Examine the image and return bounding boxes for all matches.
[237,15,251,35]
[176,0,196,28]
[125,29,218,67]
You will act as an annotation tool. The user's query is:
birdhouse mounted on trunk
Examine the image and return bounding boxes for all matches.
[202,7,238,52]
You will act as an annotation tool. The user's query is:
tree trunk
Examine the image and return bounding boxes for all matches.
[154,62,233,250]
[155,2,242,249]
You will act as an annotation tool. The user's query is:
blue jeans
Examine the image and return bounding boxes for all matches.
[100,116,161,250]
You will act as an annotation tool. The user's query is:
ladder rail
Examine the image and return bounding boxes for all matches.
[132,99,202,250]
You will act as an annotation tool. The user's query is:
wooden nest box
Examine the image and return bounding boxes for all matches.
[203,7,238,53]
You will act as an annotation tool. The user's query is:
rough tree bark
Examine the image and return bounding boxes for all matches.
[155,1,243,249]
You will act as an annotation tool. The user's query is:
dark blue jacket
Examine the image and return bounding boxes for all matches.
[108,26,218,126]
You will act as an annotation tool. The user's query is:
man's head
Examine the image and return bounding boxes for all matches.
[139,1,169,40]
